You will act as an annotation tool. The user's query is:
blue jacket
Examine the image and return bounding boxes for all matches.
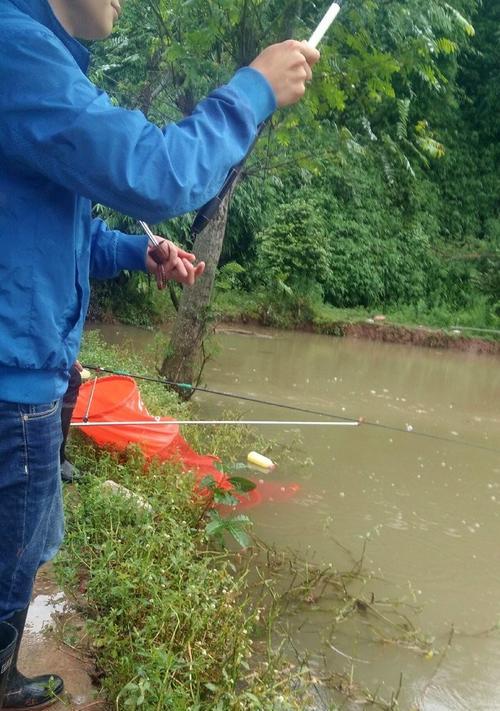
[0,0,276,404]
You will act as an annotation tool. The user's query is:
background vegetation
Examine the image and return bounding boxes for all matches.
[88,0,499,331]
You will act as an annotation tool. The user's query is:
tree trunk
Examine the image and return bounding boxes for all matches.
[160,192,232,396]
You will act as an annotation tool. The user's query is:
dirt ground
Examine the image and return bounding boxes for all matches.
[19,565,106,711]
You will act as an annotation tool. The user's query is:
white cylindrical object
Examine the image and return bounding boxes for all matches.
[247,451,275,470]
[308,2,341,49]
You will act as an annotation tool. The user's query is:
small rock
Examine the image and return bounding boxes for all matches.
[102,480,153,512]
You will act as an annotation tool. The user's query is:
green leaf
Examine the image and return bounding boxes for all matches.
[228,476,257,493]
[199,475,215,489]
[444,3,475,36]
[205,511,224,537]
[436,37,458,54]
[227,524,251,549]
[214,491,239,506]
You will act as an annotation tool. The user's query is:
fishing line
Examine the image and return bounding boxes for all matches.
[80,364,500,454]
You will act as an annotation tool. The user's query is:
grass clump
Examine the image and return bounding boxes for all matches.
[56,331,313,709]
[56,452,310,709]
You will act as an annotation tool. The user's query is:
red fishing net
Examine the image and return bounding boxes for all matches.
[72,375,299,508]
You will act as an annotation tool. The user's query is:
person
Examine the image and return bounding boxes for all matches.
[0,0,320,707]
[60,362,83,483]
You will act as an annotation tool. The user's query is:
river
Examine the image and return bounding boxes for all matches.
[89,323,500,710]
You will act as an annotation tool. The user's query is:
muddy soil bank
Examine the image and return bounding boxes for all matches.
[21,565,106,710]
[219,316,500,355]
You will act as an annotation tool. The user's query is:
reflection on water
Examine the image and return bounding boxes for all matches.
[89,323,500,710]
[25,594,66,641]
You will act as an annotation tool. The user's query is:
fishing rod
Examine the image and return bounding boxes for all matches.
[80,363,500,454]
[190,1,342,236]
[77,364,359,428]
[73,419,358,427]
[136,5,341,248]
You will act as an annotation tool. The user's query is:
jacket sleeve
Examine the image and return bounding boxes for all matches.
[0,29,276,223]
[89,218,149,279]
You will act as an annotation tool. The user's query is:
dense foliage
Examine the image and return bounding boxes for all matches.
[89,0,499,329]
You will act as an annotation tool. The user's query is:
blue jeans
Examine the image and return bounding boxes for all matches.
[0,400,64,620]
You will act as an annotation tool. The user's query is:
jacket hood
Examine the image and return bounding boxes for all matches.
[6,0,89,71]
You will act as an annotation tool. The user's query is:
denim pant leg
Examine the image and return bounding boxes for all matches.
[60,364,82,463]
[0,399,64,621]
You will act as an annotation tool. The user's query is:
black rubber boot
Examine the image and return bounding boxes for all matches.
[2,607,64,710]
[60,460,81,484]
[0,622,18,709]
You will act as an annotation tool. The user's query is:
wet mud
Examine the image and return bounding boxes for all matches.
[21,565,106,710]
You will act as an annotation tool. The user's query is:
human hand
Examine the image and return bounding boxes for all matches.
[146,238,205,288]
[250,40,320,108]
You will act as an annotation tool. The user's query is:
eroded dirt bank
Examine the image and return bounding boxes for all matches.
[219,317,500,355]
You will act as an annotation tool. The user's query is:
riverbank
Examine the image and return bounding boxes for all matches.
[58,324,500,709]
[89,281,500,357]
[212,290,500,356]
[53,332,319,710]
[53,331,434,710]
[218,315,500,355]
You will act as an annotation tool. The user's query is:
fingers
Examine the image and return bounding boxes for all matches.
[250,40,320,108]
[177,248,196,262]
[178,258,194,285]
[174,255,188,279]
[299,40,321,67]
[194,261,205,278]
[156,258,205,287]
[146,237,203,288]
[173,258,205,286]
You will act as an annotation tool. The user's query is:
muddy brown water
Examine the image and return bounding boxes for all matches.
[88,323,500,710]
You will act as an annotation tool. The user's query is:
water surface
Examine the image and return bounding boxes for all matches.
[90,323,500,709]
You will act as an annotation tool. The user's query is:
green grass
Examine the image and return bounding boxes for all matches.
[386,298,500,334]
[56,331,317,710]
[56,452,314,709]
